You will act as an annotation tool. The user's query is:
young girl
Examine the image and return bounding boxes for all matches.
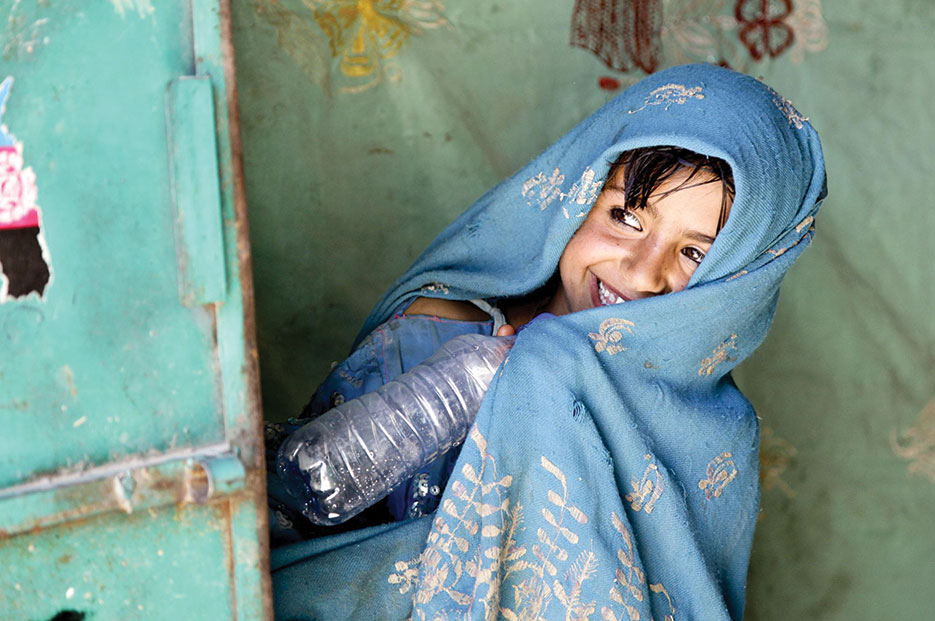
[268,63,826,620]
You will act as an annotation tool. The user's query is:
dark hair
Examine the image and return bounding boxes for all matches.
[605,146,735,232]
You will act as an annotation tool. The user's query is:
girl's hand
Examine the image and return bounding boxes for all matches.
[496,324,516,337]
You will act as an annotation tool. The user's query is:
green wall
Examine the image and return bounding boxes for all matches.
[232,0,934,616]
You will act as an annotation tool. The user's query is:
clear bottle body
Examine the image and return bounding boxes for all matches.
[277,333,515,526]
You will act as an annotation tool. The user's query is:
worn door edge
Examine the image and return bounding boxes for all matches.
[195,0,273,617]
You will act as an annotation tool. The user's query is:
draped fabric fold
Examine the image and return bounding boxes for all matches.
[272,64,826,620]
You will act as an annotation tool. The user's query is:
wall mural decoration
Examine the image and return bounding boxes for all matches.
[570,0,663,74]
[256,0,449,95]
[572,0,828,90]
[759,426,797,499]
[891,399,935,484]
[0,77,51,302]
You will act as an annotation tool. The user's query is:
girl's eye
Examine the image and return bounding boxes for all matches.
[682,247,706,265]
[610,207,642,231]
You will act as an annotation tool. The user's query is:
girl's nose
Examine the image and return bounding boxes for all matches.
[622,241,672,296]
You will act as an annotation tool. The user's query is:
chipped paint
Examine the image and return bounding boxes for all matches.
[62,364,78,397]
[110,0,156,19]
[2,0,50,60]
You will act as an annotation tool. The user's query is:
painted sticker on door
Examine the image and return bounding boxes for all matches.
[0,76,51,301]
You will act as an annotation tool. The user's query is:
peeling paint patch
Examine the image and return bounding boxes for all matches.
[110,0,156,19]
[62,364,78,397]
[2,0,51,60]
[0,76,52,302]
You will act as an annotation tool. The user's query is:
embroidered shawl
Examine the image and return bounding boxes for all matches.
[272,63,826,620]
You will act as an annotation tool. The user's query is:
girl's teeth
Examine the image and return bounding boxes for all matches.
[599,280,625,305]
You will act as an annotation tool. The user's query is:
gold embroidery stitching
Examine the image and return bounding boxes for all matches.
[521,166,600,217]
[589,318,636,356]
[625,454,664,514]
[771,90,808,129]
[795,215,815,233]
[650,582,677,621]
[337,367,363,388]
[602,512,645,621]
[629,83,704,114]
[420,282,450,295]
[698,334,738,376]
[392,432,678,618]
[698,452,739,500]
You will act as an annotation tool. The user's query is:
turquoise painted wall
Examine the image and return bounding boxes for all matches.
[232,0,933,616]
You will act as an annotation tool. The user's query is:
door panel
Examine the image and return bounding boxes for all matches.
[0,1,270,618]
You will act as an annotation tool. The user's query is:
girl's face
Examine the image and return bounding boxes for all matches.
[546,166,729,316]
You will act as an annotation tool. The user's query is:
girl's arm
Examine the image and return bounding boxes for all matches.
[405,297,517,336]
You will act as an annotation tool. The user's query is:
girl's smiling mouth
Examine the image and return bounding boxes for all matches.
[590,274,631,307]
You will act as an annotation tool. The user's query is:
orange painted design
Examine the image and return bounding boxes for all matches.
[306,0,448,93]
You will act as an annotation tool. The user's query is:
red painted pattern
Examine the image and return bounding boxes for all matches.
[734,0,795,61]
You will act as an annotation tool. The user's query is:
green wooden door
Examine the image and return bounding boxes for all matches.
[0,1,270,618]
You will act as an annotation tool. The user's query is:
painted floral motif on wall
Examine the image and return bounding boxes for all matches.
[892,399,935,484]
[572,0,829,90]
[257,0,448,94]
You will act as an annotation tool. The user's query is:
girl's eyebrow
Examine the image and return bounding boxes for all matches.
[686,231,716,245]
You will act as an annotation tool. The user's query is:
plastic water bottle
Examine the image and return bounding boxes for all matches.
[277,333,516,526]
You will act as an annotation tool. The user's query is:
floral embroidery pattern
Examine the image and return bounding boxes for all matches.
[521,166,601,217]
[389,429,674,619]
[337,367,363,388]
[698,333,738,376]
[602,512,676,621]
[602,512,645,621]
[306,0,448,94]
[891,399,935,483]
[625,454,664,514]
[699,452,738,500]
[420,282,450,295]
[771,89,808,129]
[795,215,815,233]
[589,318,636,356]
[628,83,704,114]
[396,427,521,616]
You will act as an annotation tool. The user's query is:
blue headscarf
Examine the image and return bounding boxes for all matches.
[272,64,826,620]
